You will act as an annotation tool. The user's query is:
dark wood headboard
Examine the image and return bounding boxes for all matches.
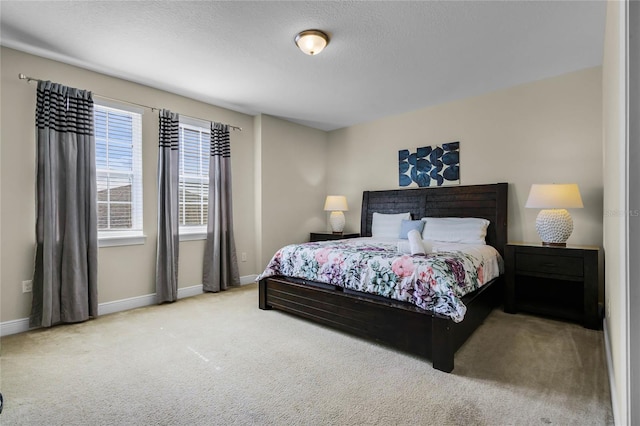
[360,183,508,255]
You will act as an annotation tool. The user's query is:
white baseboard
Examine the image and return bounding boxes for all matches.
[0,318,32,337]
[603,318,621,426]
[0,275,258,337]
[240,274,258,285]
[97,293,158,316]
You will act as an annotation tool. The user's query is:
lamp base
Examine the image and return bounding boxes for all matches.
[542,241,567,247]
[535,208,573,246]
[329,211,345,233]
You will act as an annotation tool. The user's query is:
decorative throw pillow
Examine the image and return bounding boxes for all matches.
[398,219,425,239]
[397,238,433,255]
[371,212,411,238]
[421,217,490,245]
[407,229,426,255]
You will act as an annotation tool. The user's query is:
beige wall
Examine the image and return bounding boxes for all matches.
[327,68,603,248]
[602,1,629,424]
[629,2,639,423]
[0,47,257,322]
[256,114,328,267]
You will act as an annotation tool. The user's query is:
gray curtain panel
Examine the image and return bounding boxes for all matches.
[31,81,98,328]
[156,110,180,303]
[203,123,240,292]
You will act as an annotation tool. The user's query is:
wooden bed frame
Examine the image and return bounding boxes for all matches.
[259,183,508,372]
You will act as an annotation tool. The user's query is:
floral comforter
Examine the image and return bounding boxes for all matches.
[258,238,503,322]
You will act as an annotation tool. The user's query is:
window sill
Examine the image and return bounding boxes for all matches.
[98,234,147,248]
[179,231,207,242]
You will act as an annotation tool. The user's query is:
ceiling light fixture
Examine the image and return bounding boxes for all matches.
[294,29,329,56]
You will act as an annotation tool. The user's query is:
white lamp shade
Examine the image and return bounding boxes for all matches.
[295,30,329,55]
[525,184,584,209]
[324,195,348,211]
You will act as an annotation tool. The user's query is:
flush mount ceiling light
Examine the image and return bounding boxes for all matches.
[294,29,329,55]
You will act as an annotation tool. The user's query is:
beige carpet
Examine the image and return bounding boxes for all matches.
[0,283,612,425]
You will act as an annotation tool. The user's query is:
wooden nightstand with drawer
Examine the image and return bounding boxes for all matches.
[504,243,604,329]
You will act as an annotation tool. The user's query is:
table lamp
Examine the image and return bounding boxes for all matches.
[324,195,348,234]
[525,183,584,246]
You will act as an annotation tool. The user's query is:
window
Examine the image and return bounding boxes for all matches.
[94,101,144,246]
[179,117,210,238]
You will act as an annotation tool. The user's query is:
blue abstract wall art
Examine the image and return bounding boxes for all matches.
[399,142,460,187]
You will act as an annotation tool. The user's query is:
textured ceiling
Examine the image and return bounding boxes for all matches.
[0,1,606,131]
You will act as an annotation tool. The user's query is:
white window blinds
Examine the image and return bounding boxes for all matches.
[179,119,210,234]
[95,102,143,238]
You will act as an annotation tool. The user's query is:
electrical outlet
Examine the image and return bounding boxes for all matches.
[241,252,247,262]
[22,280,33,293]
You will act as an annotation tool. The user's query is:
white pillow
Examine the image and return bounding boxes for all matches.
[421,217,490,245]
[371,212,411,238]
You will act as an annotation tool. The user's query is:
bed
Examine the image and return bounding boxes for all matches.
[258,183,508,372]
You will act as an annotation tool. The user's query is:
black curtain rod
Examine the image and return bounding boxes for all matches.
[18,73,242,132]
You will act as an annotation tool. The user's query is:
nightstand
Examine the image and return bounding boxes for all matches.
[504,242,604,329]
[309,232,360,242]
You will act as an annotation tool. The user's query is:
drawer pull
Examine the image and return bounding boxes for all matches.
[541,263,557,267]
